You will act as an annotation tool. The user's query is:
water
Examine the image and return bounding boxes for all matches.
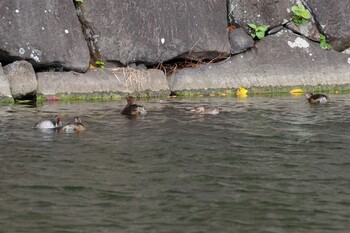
[0,94,349,233]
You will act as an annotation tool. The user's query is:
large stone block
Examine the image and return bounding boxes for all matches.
[305,0,350,51]
[169,30,350,91]
[3,61,37,100]
[0,63,12,100]
[37,68,170,97]
[80,0,230,65]
[0,0,90,72]
[228,28,254,55]
[285,21,320,42]
[228,0,299,30]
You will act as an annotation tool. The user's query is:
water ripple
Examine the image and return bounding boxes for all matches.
[0,95,350,232]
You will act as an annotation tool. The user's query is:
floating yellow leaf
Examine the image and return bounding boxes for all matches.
[236,87,248,98]
[289,88,303,94]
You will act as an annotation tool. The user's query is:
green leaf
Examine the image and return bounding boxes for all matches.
[257,25,268,32]
[248,23,257,29]
[291,5,299,13]
[291,5,311,26]
[251,33,256,38]
[320,42,332,49]
[256,31,265,39]
[293,17,302,26]
[95,60,105,68]
[301,10,311,19]
[319,34,332,49]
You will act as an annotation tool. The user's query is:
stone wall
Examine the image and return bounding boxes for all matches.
[0,0,90,72]
[0,0,349,102]
[79,0,230,65]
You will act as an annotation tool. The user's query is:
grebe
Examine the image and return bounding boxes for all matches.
[305,93,330,104]
[61,117,86,133]
[121,96,147,116]
[35,115,62,129]
[191,106,219,115]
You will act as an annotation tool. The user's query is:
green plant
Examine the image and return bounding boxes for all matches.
[74,0,84,4]
[95,60,105,68]
[248,23,268,40]
[291,5,311,26]
[320,34,332,49]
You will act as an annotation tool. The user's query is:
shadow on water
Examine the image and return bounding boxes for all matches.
[0,94,350,233]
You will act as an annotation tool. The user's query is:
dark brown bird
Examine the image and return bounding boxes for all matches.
[121,96,147,116]
[305,93,330,104]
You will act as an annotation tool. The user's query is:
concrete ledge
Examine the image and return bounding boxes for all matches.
[169,30,350,93]
[37,68,171,100]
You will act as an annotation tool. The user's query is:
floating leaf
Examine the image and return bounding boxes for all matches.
[289,88,304,96]
[289,88,303,93]
[236,87,248,98]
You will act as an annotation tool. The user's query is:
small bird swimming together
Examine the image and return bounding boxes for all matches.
[33,92,330,133]
[305,93,330,104]
[121,96,147,116]
[35,115,85,133]
[61,117,86,133]
[191,106,219,115]
[35,115,62,129]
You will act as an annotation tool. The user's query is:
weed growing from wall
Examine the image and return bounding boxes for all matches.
[291,5,311,26]
[248,24,268,40]
[320,34,332,49]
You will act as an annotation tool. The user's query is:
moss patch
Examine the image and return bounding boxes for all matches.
[172,84,350,97]
[2,84,350,105]
[0,97,15,104]
[35,90,171,103]
[36,93,123,103]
